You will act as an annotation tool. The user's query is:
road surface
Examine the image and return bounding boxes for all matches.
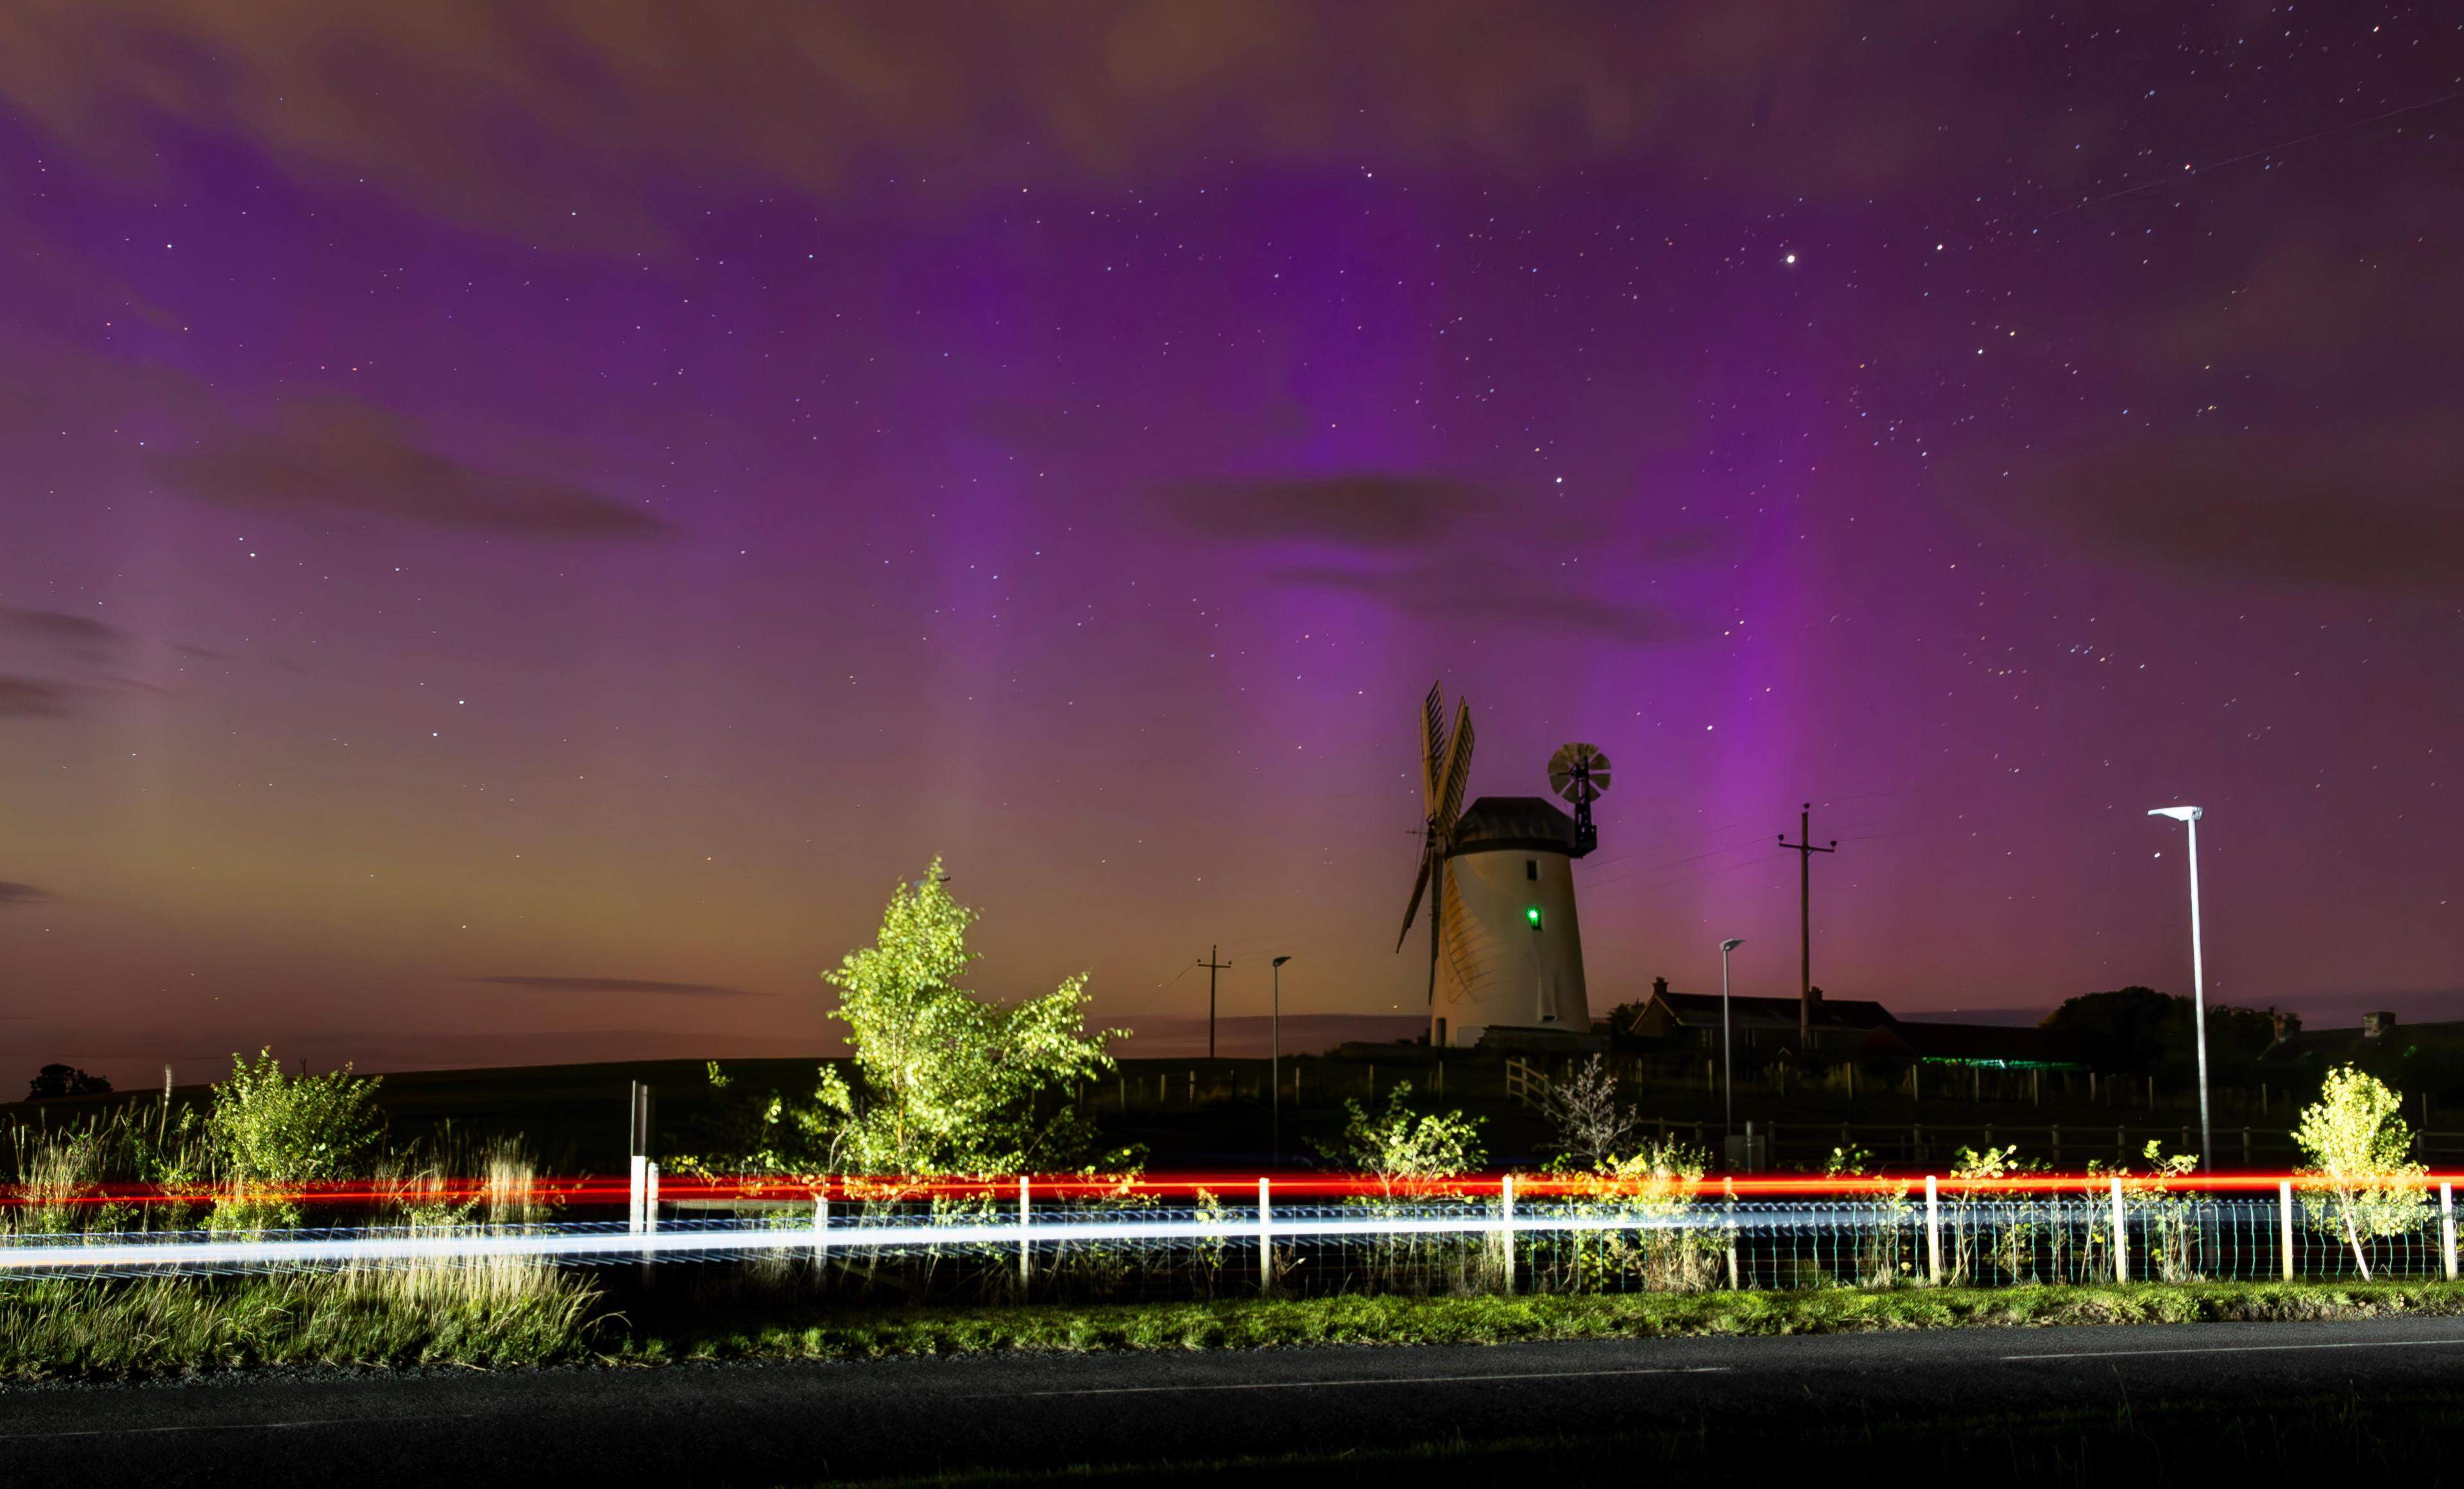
[5,1315,2462,1485]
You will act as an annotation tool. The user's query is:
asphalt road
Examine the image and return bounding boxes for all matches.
[6,1316,2464,1486]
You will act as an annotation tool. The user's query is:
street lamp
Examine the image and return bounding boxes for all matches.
[1719,938,1745,1145]
[1271,955,1293,1166]
[2148,806,2212,1170]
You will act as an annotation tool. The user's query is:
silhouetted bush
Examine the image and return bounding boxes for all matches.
[25,1064,110,1100]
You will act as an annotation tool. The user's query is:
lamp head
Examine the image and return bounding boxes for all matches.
[1272,955,1293,968]
[1720,937,1745,953]
[2148,806,2203,822]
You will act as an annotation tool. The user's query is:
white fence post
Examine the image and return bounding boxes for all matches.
[2110,1175,2128,1284]
[1499,1175,1516,1295]
[812,1188,830,1266]
[1724,1180,1740,1289]
[1018,1176,1032,1290]
[2443,1183,2456,1282]
[628,1154,648,1235]
[2279,1178,2295,1281]
[1924,1176,1942,1285]
[1257,1177,1272,1295]
[635,1160,660,1272]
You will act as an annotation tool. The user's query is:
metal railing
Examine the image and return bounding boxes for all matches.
[4,1173,2459,1295]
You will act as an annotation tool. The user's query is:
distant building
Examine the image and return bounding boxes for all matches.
[2268,1009,2464,1071]
[1620,976,1897,1056]
[1616,979,2089,1069]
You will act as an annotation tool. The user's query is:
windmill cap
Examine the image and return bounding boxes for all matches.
[1447,796,1589,858]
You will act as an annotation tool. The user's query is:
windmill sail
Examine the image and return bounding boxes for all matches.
[1395,851,1432,951]
[1439,869,1487,994]
[1433,703,1475,830]
[1401,683,1473,1008]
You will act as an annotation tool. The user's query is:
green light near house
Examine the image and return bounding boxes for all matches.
[1525,906,1543,930]
[1917,1056,2083,1071]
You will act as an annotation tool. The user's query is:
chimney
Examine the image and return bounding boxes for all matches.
[1652,976,1668,999]
[2363,1010,2395,1039]
[2271,1010,2302,1041]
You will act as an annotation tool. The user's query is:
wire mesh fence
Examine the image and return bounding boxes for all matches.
[3,1175,2458,1297]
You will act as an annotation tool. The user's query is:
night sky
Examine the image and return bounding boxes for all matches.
[3,3,2462,1084]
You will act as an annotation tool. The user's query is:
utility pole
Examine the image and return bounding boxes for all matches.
[1198,947,1233,1060]
[1271,957,1293,1166]
[1777,803,1836,1052]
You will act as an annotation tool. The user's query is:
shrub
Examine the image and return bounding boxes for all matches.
[204,1048,384,1232]
[1550,1141,1724,1293]
[1326,1082,1485,1192]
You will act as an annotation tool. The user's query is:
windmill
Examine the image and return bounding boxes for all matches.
[1396,681,1476,1014]
[1397,683,1605,1048]
[1548,742,1612,855]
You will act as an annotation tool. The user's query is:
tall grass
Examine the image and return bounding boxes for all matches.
[0,1264,605,1377]
[3,1100,205,1238]
[0,1092,604,1377]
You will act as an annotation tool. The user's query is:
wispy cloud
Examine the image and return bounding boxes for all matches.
[0,882,53,907]
[2030,428,2464,589]
[0,677,74,719]
[1167,473,1496,549]
[0,4,2061,243]
[0,605,123,653]
[151,396,676,541]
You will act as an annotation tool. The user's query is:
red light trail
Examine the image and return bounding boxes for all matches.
[0,1170,2444,1209]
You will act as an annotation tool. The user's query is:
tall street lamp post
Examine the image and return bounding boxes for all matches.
[2148,806,2212,1170]
[1720,938,1745,1146]
[1271,955,1292,1166]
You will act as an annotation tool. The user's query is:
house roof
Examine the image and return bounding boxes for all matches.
[1648,990,1898,1032]
[2266,1017,2464,1064]
[1865,1021,2087,1068]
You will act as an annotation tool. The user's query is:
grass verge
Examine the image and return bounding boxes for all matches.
[10,1274,2464,1379]
[626,1277,2464,1363]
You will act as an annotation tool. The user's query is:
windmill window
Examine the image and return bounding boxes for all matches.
[1525,860,1538,880]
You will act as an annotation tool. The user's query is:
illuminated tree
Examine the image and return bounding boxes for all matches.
[805,860,1125,1178]
[2293,1064,2429,1281]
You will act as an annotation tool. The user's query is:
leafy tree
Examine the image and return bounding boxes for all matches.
[2293,1064,2430,1280]
[25,1064,111,1100]
[1325,1082,1485,1195]
[204,1048,384,1231]
[712,862,1127,1181]
[2042,986,2279,1075]
[2041,987,2175,1072]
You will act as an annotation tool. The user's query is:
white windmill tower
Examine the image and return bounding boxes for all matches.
[1396,682,1609,1048]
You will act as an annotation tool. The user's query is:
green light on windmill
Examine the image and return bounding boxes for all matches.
[1525,905,1543,930]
